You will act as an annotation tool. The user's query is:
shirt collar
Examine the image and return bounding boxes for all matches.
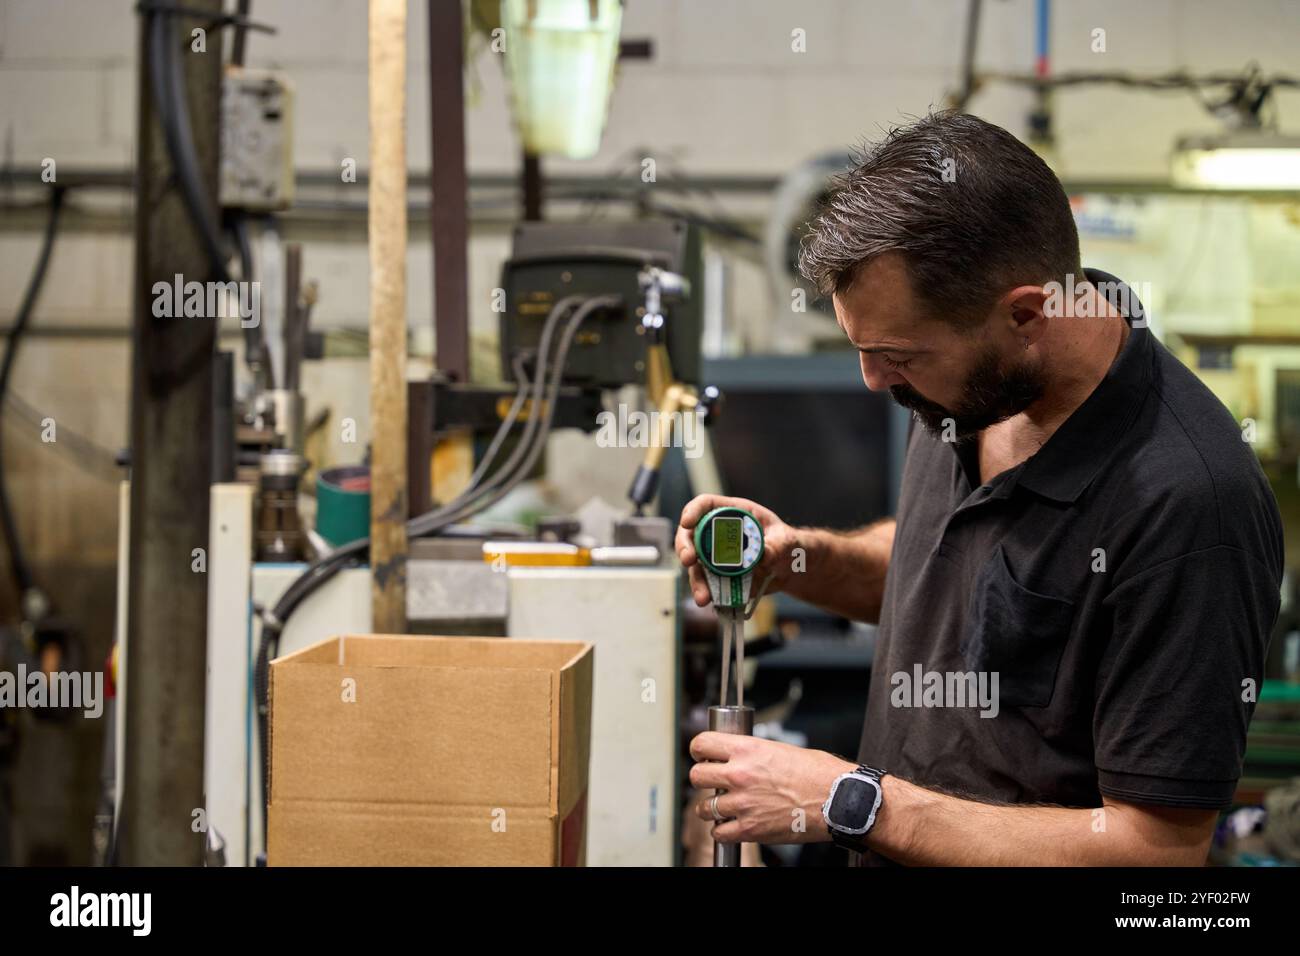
[1012,268,1155,504]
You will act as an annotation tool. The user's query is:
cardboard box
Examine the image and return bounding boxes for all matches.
[267,634,592,866]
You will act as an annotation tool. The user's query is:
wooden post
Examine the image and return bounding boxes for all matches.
[368,0,408,632]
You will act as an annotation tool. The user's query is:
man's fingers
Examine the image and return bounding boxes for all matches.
[690,730,742,762]
[710,820,743,844]
[688,565,711,606]
[678,495,721,529]
[675,525,698,567]
[679,494,762,530]
[694,791,740,821]
[689,760,731,791]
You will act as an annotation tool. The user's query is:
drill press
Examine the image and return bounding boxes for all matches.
[693,506,767,867]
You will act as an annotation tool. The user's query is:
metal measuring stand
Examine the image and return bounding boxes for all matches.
[693,507,772,867]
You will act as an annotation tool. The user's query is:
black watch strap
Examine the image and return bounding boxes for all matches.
[826,764,887,853]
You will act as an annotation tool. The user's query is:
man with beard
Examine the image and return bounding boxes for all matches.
[676,111,1283,865]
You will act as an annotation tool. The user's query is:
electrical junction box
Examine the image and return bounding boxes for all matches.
[220,67,295,211]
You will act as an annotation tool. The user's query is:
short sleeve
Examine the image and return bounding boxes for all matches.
[1093,545,1279,810]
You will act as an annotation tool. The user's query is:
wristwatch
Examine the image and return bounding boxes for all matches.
[822,764,887,852]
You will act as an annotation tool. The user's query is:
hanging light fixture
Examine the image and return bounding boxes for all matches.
[1171,131,1300,191]
[501,0,623,160]
[1170,66,1300,191]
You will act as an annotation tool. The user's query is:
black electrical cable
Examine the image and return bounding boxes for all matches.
[252,294,620,839]
[3,393,119,483]
[466,352,533,490]
[147,6,232,284]
[231,214,254,291]
[953,0,983,112]
[230,0,253,67]
[152,1,272,379]
[160,11,231,280]
[0,185,65,604]
[287,295,616,629]
[406,297,593,534]
[262,293,585,634]
[415,295,622,533]
[255,294,579,675]
[228,214,270,382]
[226,2,262,380]
[980,67,1300,100]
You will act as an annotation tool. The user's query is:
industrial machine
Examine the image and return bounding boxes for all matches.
[188,218,724,866]
[408,219,714,516]
[500,220,702,389]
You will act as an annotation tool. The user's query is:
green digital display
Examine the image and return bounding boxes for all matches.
[712,517,743,568]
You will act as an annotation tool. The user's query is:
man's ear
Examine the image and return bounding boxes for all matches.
[997,285,1050,347]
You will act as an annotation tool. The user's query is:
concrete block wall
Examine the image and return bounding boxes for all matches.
[4,0,1298,331]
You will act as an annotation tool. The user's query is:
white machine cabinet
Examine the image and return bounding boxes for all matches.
[508,566,680,867]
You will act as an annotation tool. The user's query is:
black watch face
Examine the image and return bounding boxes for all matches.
[830,777,878,832]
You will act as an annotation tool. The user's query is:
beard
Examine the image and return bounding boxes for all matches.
[889,345,1046,442]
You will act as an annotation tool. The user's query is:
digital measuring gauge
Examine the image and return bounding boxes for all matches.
[695,506,767,868]
[693,506,764,609]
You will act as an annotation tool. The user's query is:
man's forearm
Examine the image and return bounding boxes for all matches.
[782,518,895,623]
[865,775,1212,866]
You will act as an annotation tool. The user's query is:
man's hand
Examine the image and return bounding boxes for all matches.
[676,495,896,622]
[675,495,798,607]
[688,731,1218,864]
[688,731,855,845]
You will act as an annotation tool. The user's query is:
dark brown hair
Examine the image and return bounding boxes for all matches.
[798,110,1081,327]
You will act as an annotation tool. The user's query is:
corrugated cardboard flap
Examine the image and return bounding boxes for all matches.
[269,800,557,866]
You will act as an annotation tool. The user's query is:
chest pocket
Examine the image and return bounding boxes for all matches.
[959,545,1075,709]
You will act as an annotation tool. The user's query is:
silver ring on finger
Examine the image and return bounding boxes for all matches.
[710,794,724,822]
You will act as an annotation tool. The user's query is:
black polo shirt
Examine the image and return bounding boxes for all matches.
[856,270,1284,842]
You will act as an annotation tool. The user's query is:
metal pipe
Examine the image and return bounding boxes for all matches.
[953,0,982,111]
[428,0,469,382]
[708,704,753,867]
[522,150,543,221]
[282,243,303,394]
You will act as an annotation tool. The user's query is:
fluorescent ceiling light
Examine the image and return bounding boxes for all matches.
[501,0,623,160]
[1171,132,1300,191]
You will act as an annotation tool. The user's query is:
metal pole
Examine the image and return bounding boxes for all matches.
[428,0,469,382]
[120,0,223,866]
[708,704,753,867]
[522,150,543,221]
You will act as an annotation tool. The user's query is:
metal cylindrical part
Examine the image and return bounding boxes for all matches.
[267,388,305,456]
[709,704,753,868]
[709,704,753,736]
[256,451,305,562]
